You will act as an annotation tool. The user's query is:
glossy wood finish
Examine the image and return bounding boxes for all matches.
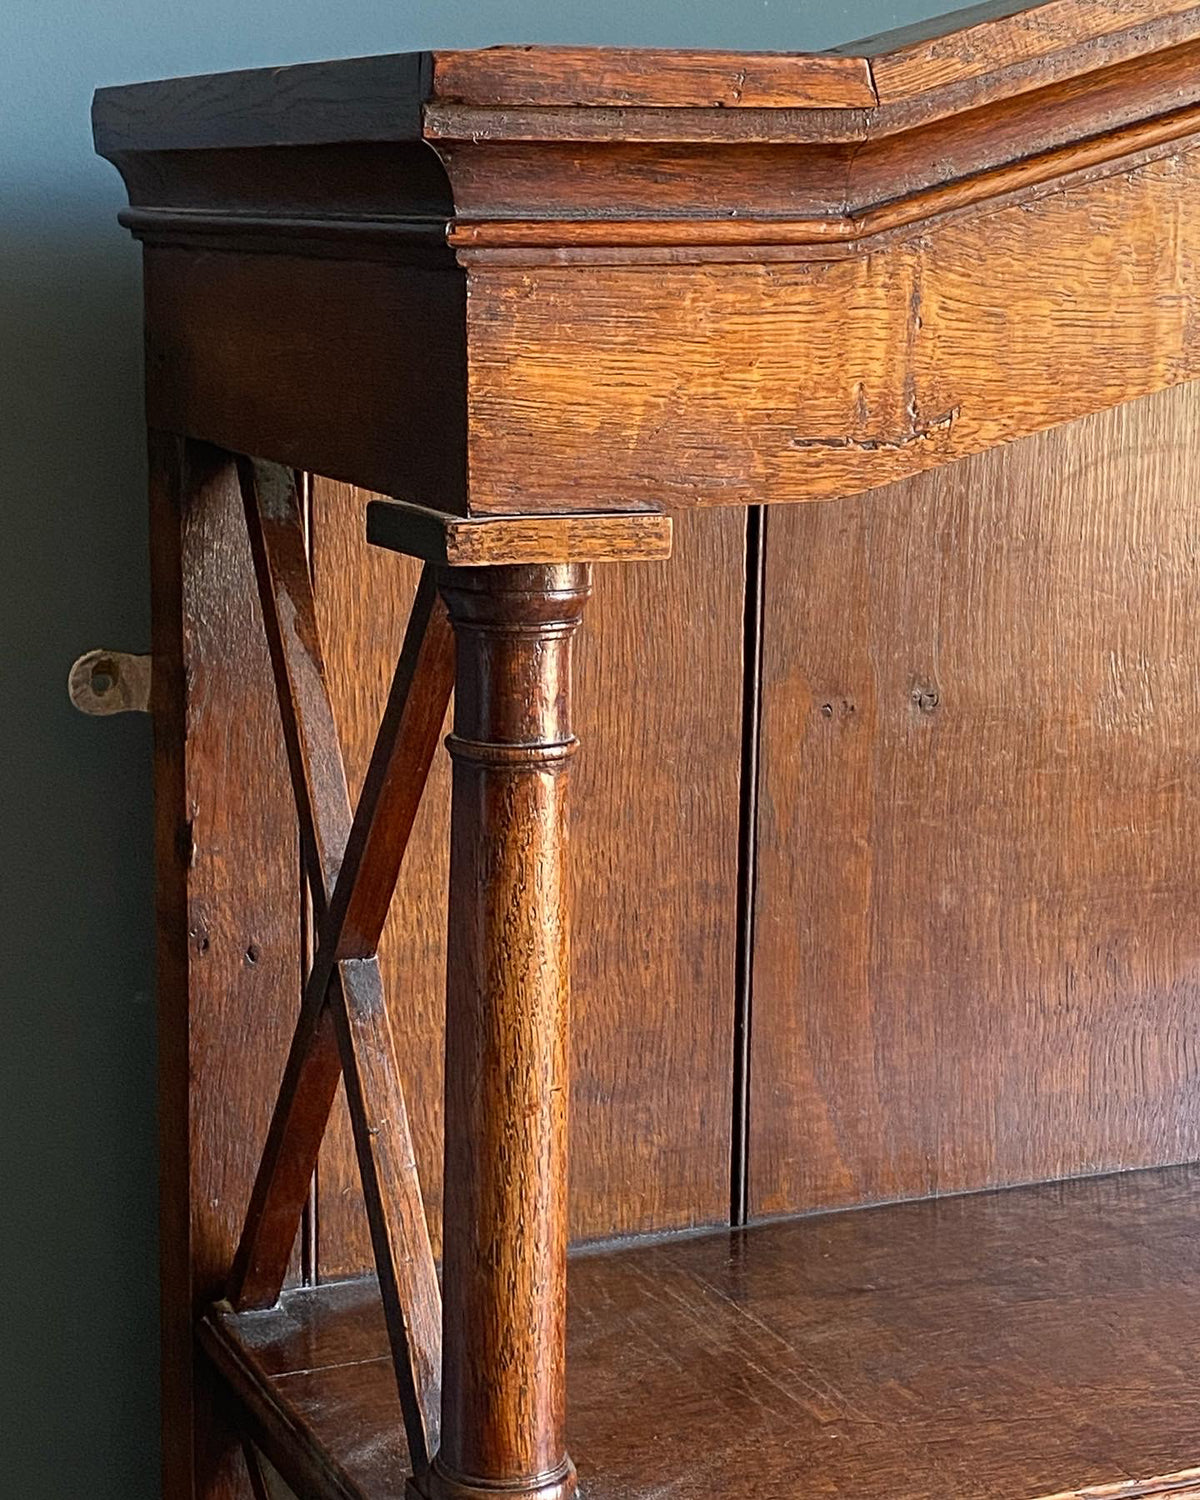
[424,565,590,1500]
[749,379,1200,1220]
[204,1163,1200,1500]
[310,492,743,1271]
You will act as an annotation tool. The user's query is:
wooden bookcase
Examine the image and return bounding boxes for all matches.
[93,3,1200,1496]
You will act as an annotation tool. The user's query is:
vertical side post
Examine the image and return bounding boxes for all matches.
[151,433,295,1500]
[420,563,591,1500]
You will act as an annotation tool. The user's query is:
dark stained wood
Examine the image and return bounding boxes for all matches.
[731,506,767,1226]
[92,54,429,153]
[333,569,455,962]
[149,434,301,1500]
[230,461,443,1473]
[365,499,672,568]
[149,430,195,1500]
[426,564,590,1500]
[227,967,341,1309]
[225,467,396,1311]
[240,1442,273,1500]
[330,954,440,1475]
[142,250,467,513]
[751,379,1200,1219]
[204,1164,1200,1500]
[97,28,1200,265]
[91,0,1200,242]
[237,460,351,898]
[311,492,743,1268]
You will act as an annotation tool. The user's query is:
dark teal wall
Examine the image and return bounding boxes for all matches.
[1,2,942,1494]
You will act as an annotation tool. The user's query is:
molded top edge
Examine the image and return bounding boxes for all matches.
[92,0,1200,155]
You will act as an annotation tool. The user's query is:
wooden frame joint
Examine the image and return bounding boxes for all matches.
[366,497,672,566]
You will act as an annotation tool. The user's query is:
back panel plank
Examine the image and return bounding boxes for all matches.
[311,486,744,1267]
[750,380,1200,1218]
[569,505,744,1240]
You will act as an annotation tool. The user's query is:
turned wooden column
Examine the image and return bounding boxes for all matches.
[422,562,591,1500]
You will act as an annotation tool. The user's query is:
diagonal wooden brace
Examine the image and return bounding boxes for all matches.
[225,458,453,1474]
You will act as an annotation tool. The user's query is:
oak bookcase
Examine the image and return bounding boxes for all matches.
[93,3,1200,1495]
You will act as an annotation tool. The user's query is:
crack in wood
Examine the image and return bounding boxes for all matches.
[788,404,960,451]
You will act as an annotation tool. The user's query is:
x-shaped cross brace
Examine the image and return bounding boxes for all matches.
[225,459,453,1476]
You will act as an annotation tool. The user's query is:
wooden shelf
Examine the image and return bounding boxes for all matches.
[204,1163,1200,1500]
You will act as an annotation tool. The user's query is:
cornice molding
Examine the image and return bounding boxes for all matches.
[93,1,1200,266]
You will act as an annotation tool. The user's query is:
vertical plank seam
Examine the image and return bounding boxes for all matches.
[299,468,320,1287]
[731,504,768,1226]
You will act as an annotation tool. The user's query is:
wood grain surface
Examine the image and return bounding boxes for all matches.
[428,564,589,1500]
[750,379,1200,1219]
[566,505,745,1242]
[438,45,1200,232]
[204,1163,1200,1500]
[150,436,301,1500]
[430,46,877,110]
[310,486,449,1278]
[100,8,1200,536]
[463,148,1200,512]
[310,486,742,1268]
[226,467,447,1479]
[864,0,1200,103]
[365,499,671,567]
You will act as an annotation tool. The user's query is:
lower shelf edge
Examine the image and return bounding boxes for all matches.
[203,1163,1200,1500]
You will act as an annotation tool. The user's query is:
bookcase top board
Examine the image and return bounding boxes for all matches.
[92,0,1200,520]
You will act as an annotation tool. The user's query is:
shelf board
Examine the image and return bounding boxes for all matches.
[203,1163,1200,1500]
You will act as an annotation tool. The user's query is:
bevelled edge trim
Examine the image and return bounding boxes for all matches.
[108,99,1200,272]
[447,100,1200,254]
[444,734,580,770]
[427,2,1200,116]
[422,4,1200,144]
[92,51,431,155]
[863,0,1200,107]
[1035,1468,1200,1500]
[414,1453,578,1500]
[117,208,455,265]
[366,499,673,566]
